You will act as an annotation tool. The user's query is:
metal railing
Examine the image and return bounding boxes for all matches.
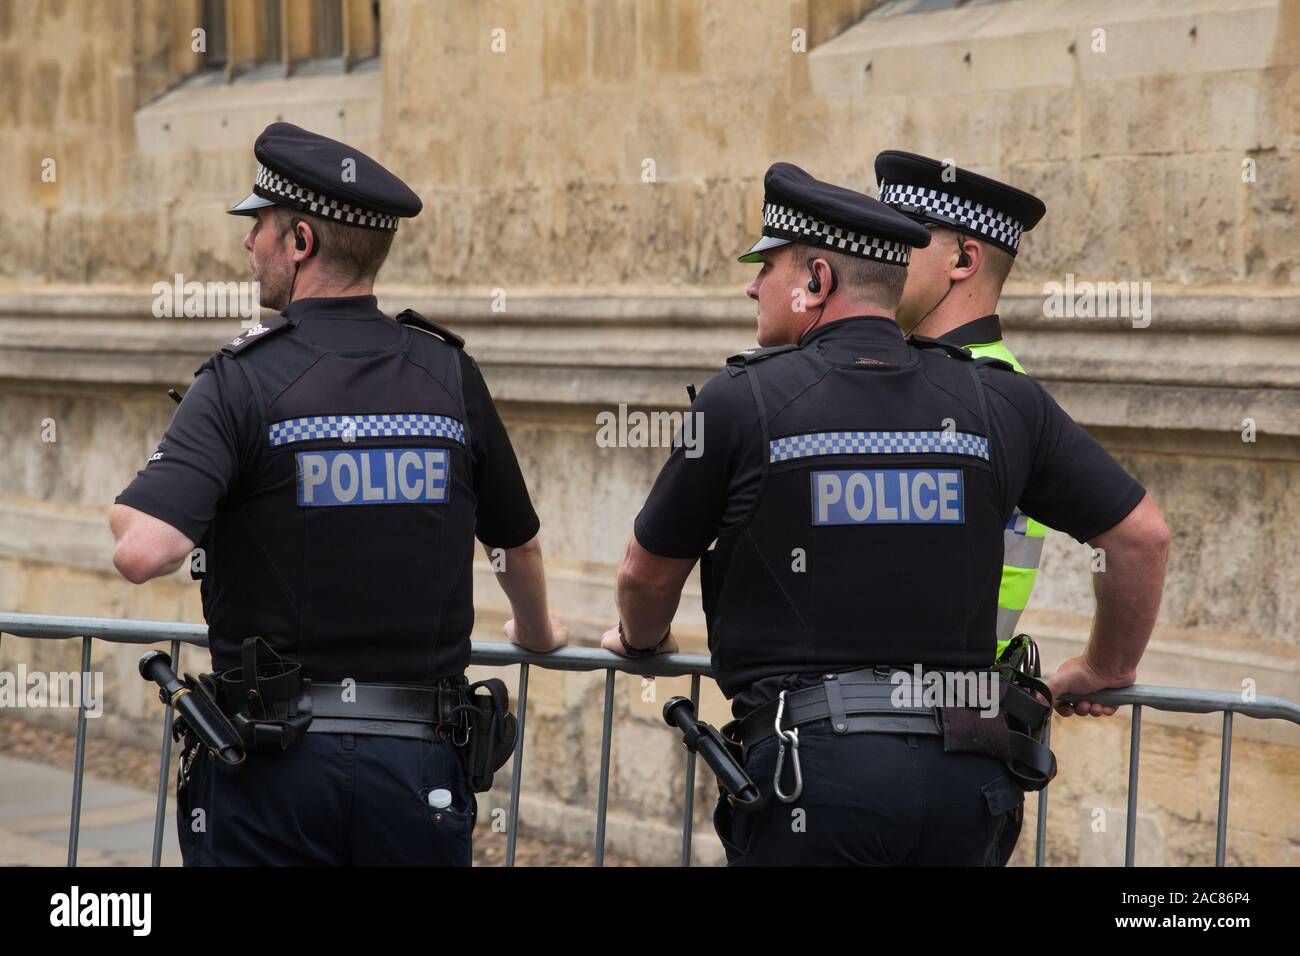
[1,611,1297,867]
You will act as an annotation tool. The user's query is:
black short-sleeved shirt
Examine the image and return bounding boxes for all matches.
[114,295,538,682]
[116,296,538,549]
[635,318,1143,559]
[634,317,1144,712]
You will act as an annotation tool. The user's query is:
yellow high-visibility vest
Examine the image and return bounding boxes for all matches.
[963,337,1050,660]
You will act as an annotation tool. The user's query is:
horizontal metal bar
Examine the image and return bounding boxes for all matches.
[0,612,713,678]
[2,613,1298,724]
[468,640,712,678]
[0,613,209,646]
[1057,683,1300,724]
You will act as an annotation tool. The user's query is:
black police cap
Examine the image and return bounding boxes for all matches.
[739,162,931,266]
[874,150,1045,256]
[228,122,422,232]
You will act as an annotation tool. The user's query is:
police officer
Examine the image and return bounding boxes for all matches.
[875,151,1052,864]
[603,163,1170,866]
[109,122,566,866]
[875,150,1050,661]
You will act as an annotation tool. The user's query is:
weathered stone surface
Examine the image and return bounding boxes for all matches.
[0,0,1296,866]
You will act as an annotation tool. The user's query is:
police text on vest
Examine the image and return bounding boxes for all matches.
[812,469,964,524]
[296,448,449,506]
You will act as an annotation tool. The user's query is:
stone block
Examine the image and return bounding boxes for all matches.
[637,0,702,76]
[1075,805,1165,866]
[591,0,637,86]
[1163,153,1246,284]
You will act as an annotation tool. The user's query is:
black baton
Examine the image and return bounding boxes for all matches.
[139,651,245,766]
[663,696,761,806]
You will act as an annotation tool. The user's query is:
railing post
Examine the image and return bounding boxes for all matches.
[151,640,182,867]
[1034,715,1051,867]
[67,636,93,867]
[4,614,1298,871]
[679,673,701,867]
[1125,703,1142,866]
[1216,710,1233,866]
[505,663,530,868]
[595,669,616,866]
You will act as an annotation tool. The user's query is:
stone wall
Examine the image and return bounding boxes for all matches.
[0,0,1296,865]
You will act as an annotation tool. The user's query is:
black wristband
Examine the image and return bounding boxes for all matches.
[618,621,670,658]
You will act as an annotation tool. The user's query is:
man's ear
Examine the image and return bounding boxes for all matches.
[289,217,316,263]
[953,236,981,279]
[806,256,834,304]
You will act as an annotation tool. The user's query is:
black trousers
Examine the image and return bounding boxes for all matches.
[177,733,476,866]
[714,722,1024,866]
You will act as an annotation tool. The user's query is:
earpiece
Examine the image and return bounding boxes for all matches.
[291,217,320,258]
[955,241,971,269]
[806,257,835,295]
[806,258,821,294]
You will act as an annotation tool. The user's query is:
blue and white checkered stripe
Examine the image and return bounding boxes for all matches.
[878,181,1024,253]
[254,164,399,232]
[267,413,465,448]
[763,203,913,264]
[769,430,989,464]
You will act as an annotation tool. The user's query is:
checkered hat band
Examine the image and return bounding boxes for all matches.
[769,429,989,464]
[267,413,465,448]
[762,203,911,265]
[254,164,400,232]
[877,182,1023,252]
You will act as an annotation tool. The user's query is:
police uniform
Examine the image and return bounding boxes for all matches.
[634,164,1146,866]
[875,150,1050,661]
[877,152,1052,864]
[115,124,540,865]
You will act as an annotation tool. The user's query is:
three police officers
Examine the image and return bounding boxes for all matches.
[606,163,1169,865]
[110,123,565,865]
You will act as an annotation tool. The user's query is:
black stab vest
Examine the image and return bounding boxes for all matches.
[702,327,1006,701]
[197,312,478,684]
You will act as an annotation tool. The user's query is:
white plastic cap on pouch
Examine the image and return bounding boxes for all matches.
[427,788,453,809]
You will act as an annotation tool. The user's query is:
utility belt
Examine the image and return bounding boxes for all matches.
[723,638,1057,803]
[174,637,516,792]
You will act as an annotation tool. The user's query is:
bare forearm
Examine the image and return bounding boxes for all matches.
[615,539,696,649]
[1086,496,1170,679]
[489,536,552,648]
[616,574,681,648]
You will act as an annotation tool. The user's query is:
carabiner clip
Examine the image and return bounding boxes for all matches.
[773,690,803,803]
[453,716,471,748]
